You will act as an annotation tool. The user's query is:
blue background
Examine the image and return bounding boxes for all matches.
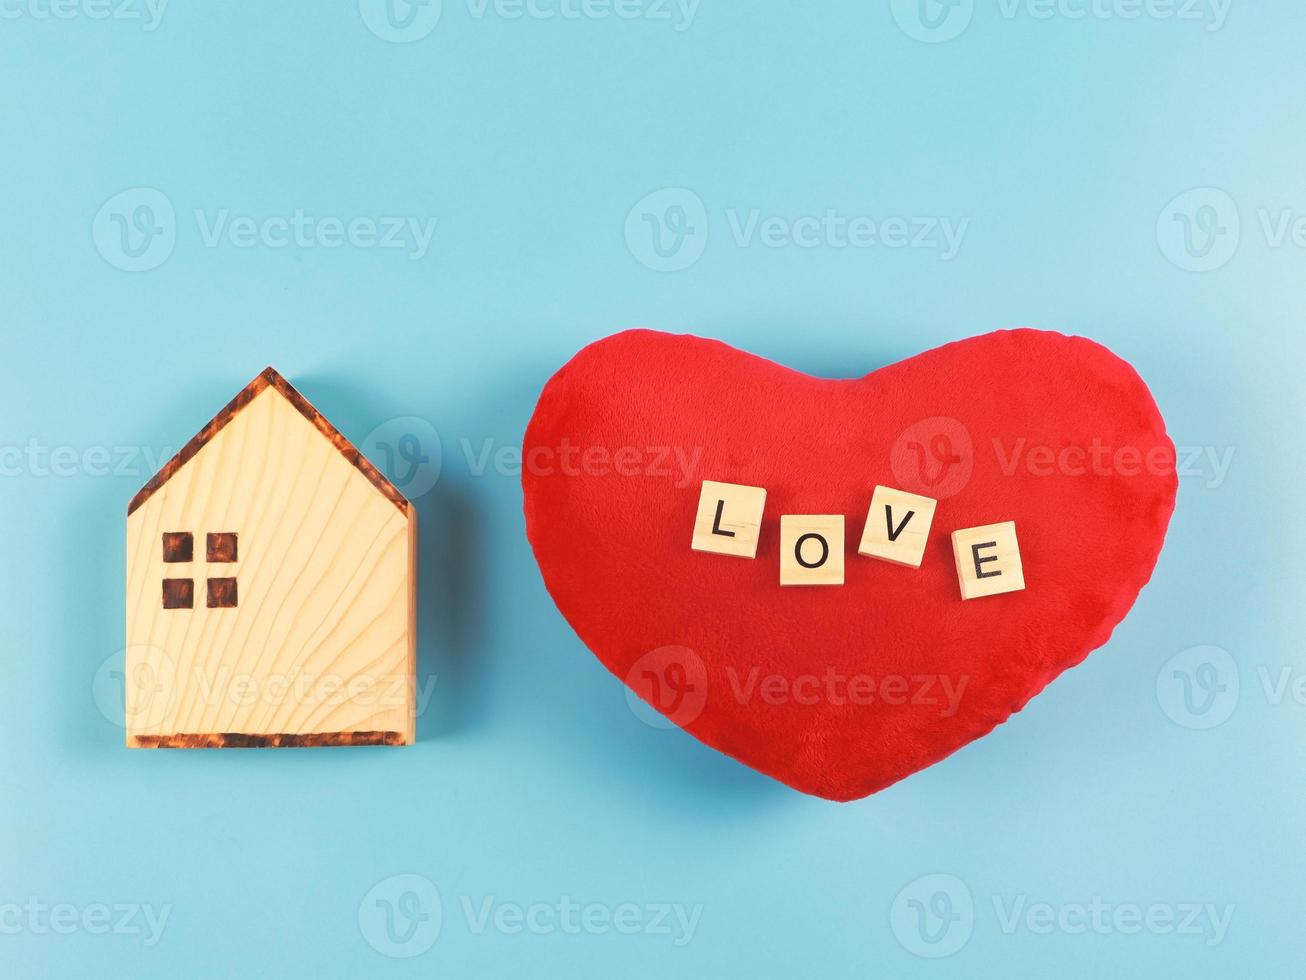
[2,1,1302,976]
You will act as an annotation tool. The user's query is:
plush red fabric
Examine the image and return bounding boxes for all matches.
[522,329,1177,801]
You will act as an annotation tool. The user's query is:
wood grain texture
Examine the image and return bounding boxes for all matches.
[125,375,416,747]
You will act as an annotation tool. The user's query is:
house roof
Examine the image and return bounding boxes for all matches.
[127,367,412,517]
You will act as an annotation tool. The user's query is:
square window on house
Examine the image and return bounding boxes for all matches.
[162,532,193,563]
[207,532,238,562]
[162,578,194,609]
[207,577,238,608]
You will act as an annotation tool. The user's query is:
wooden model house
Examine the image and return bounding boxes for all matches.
[125,368,417,747]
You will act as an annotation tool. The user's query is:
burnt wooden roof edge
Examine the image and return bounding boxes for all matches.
[126,367,412,517]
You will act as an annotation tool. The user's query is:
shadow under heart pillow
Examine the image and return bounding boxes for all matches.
[522,329,1177,801]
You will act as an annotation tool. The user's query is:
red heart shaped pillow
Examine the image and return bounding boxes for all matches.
[522,329,1176,801]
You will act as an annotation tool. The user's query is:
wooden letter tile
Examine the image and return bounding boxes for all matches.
[857,485,937,568]
[952,521,1025,600]
[780,515,845,586]
[691,480,767,559]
